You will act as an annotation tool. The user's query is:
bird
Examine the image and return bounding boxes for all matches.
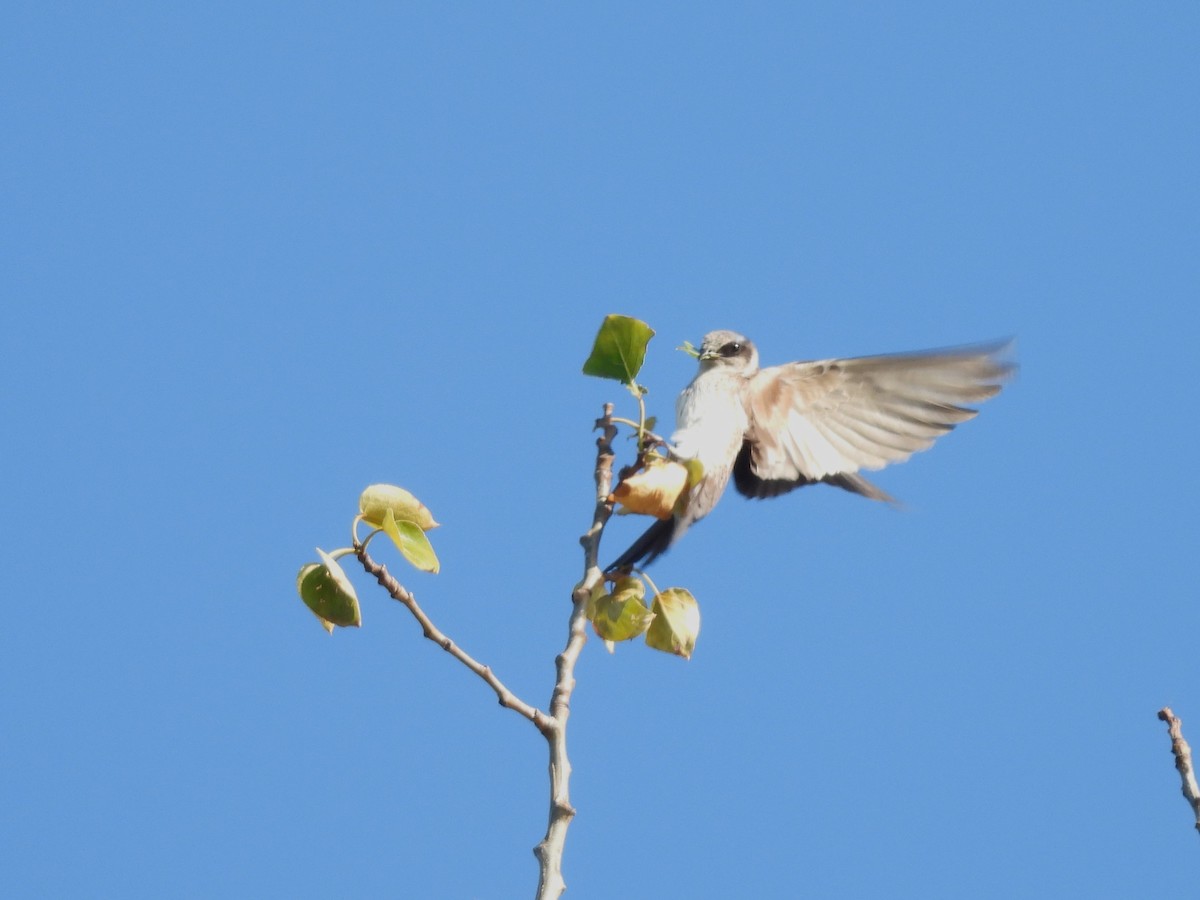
[605,330,1014,571]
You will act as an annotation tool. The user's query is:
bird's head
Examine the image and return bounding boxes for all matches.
[695,330,759,375]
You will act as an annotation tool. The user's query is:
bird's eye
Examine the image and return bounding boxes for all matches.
[722,342,742,357]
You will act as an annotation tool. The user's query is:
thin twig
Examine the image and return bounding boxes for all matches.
[610,415,664,442]
[354,545,550,732]
[1157,707,1200,835]
[533,404,617,900]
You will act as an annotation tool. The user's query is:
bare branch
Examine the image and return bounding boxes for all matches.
[1157,707,1200,835]
[353,403,619,898]
[354,545,550,732]
[533,404,617,900]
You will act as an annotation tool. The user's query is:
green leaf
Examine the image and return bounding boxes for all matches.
[297,550,362,630]
[581,315,655,385]
[645,587,701,659]
[382,508,441,574]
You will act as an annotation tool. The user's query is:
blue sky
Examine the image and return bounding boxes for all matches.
[3,3,1198,897]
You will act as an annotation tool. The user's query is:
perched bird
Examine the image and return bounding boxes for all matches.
[605,330,1013,570]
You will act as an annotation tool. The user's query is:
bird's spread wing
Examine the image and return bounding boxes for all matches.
[734,342,1013,499]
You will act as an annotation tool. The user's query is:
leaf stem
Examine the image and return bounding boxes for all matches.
[634,385,648,448]
[636,568,662,599]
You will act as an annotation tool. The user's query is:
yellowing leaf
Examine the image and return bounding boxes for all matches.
[610,459,689,519]
[359,484,439,531]
[609,575,645,600]
[382,508,441,574]
[645,588,701,659]
[590,590,655,643]
[584,580,609,619]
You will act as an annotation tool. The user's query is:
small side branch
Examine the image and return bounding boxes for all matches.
[355,544,550,732]
[1157,707,1200,835]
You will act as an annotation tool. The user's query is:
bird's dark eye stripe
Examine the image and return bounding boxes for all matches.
[721,342,742,356]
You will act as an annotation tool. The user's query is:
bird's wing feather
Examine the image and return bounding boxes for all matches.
[737,342,1013,494]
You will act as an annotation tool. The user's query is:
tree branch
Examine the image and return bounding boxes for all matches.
[354,544,550,732]
[1157,706,1200,836]
[354,404,618,898]
[533,403,617,900]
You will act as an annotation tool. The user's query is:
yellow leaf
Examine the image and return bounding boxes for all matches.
[610,459,689,520]
[359,484,439,531]
[645,588,701,659]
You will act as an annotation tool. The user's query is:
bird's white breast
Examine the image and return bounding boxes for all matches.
[671,369,749,471]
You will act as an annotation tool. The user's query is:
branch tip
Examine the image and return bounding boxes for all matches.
[1158,706,1200,836]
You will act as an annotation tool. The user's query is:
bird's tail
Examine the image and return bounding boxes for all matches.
[604,518,678,572]
[824,472,896,504]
